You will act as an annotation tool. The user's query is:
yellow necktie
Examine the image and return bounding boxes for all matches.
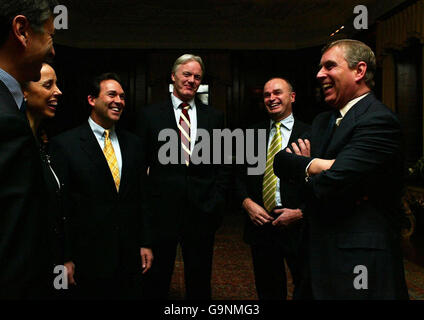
[103,129,120,192]
[262,122,282,212]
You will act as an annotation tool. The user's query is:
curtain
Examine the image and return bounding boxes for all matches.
[377,0,424,115]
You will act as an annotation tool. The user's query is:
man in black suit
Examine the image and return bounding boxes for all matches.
[0,0,57,299]
[135,54,230,299]
[50,73,153,299]
[274,39,409,299]
[235,78,309,299]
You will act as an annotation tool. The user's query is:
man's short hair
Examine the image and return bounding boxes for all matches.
[88,73,123,98]
[0,0,58,47]
[171,54,205,77]
[322,39,376,89]
[264,77,294,93]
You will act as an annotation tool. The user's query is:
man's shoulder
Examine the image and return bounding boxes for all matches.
[117,127,142,144]
[51,122,88,144]
[0,80,17,114]
[199,101,222,115]
[141,100,171,115]
[355,93,400,124]
[247,119,269,130]
[293,118,311,131]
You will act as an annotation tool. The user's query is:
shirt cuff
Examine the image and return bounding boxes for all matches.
[305,158,317,182]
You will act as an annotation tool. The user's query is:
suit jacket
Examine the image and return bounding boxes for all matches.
[235,118,310,250]
[0,80,51,298]
[38,142,66,266]
[134,98,231,244]
[274,93,408,299]
[50,123,149,279]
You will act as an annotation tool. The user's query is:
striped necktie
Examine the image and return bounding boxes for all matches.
[262,122,282,212]
[178,103,191,166]
[103,129,120,191]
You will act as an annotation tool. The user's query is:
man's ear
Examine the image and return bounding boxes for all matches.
[11,15,31,48]
[290,91,296,103]
[355,61,367,82]
[171,73,175,83]
[87,95,96,107]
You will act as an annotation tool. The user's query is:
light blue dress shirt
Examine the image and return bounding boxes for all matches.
[267,113,294,207]
[88,117,123,177]
[0,67,24,109]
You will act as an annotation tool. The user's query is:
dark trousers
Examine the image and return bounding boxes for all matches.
[292,231,314,300]
[70,272,142,300]
[143,232,215,300]
[250,243,300,300]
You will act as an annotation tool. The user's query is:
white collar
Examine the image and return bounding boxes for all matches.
[88,116,116,138]
[270,113,294,131]
[339,92,370,118]
[171,93,195,110]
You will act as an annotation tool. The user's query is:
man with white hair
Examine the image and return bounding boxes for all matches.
[135,54,230,299]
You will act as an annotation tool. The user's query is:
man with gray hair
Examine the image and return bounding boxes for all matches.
[274,39,409,299]
[135,54,230,299]
[0,0,57,298]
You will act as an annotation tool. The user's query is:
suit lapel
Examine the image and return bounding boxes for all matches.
[288,118,302,144]
[311,112,333,157]
[324,93,375,156]
[161,99,179,132]
[79,123,118,195]
[257,120,270,182]
[0,80,30,125]
[116,130,130,196]
[195,100,209,132]
[0,80,19,113]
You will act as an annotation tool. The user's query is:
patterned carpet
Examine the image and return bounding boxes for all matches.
[169,213,424,300]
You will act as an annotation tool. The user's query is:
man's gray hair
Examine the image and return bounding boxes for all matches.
[171,54,205,76]
[322,39,376,89]
[0,0,58,47]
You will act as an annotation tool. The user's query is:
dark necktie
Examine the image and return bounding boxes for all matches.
[20,98,27,113]
[320,110,342,155]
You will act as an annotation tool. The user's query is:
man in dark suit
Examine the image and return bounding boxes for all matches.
[50,73,153,299]
[135,54,230,299]
[274,39,409,299]
[0,0,57,299]
[235,78,309,300]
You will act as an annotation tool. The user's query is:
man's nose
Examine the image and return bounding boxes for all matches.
[114,96,123,104]
[316,67,325,80]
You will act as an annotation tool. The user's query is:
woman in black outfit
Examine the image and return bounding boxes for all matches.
[23,62,72,297]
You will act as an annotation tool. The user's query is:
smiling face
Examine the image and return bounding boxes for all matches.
[171,60,202,102]
[263,78,295,122]
[24,63,61,119]
[316,45,359,109]
[88,79,125,129]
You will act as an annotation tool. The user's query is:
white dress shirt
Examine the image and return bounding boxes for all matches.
[171,93,197,153]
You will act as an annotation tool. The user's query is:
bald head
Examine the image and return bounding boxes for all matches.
[263,78,295,122]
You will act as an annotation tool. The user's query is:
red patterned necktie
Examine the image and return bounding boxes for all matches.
[178,102,191,166]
